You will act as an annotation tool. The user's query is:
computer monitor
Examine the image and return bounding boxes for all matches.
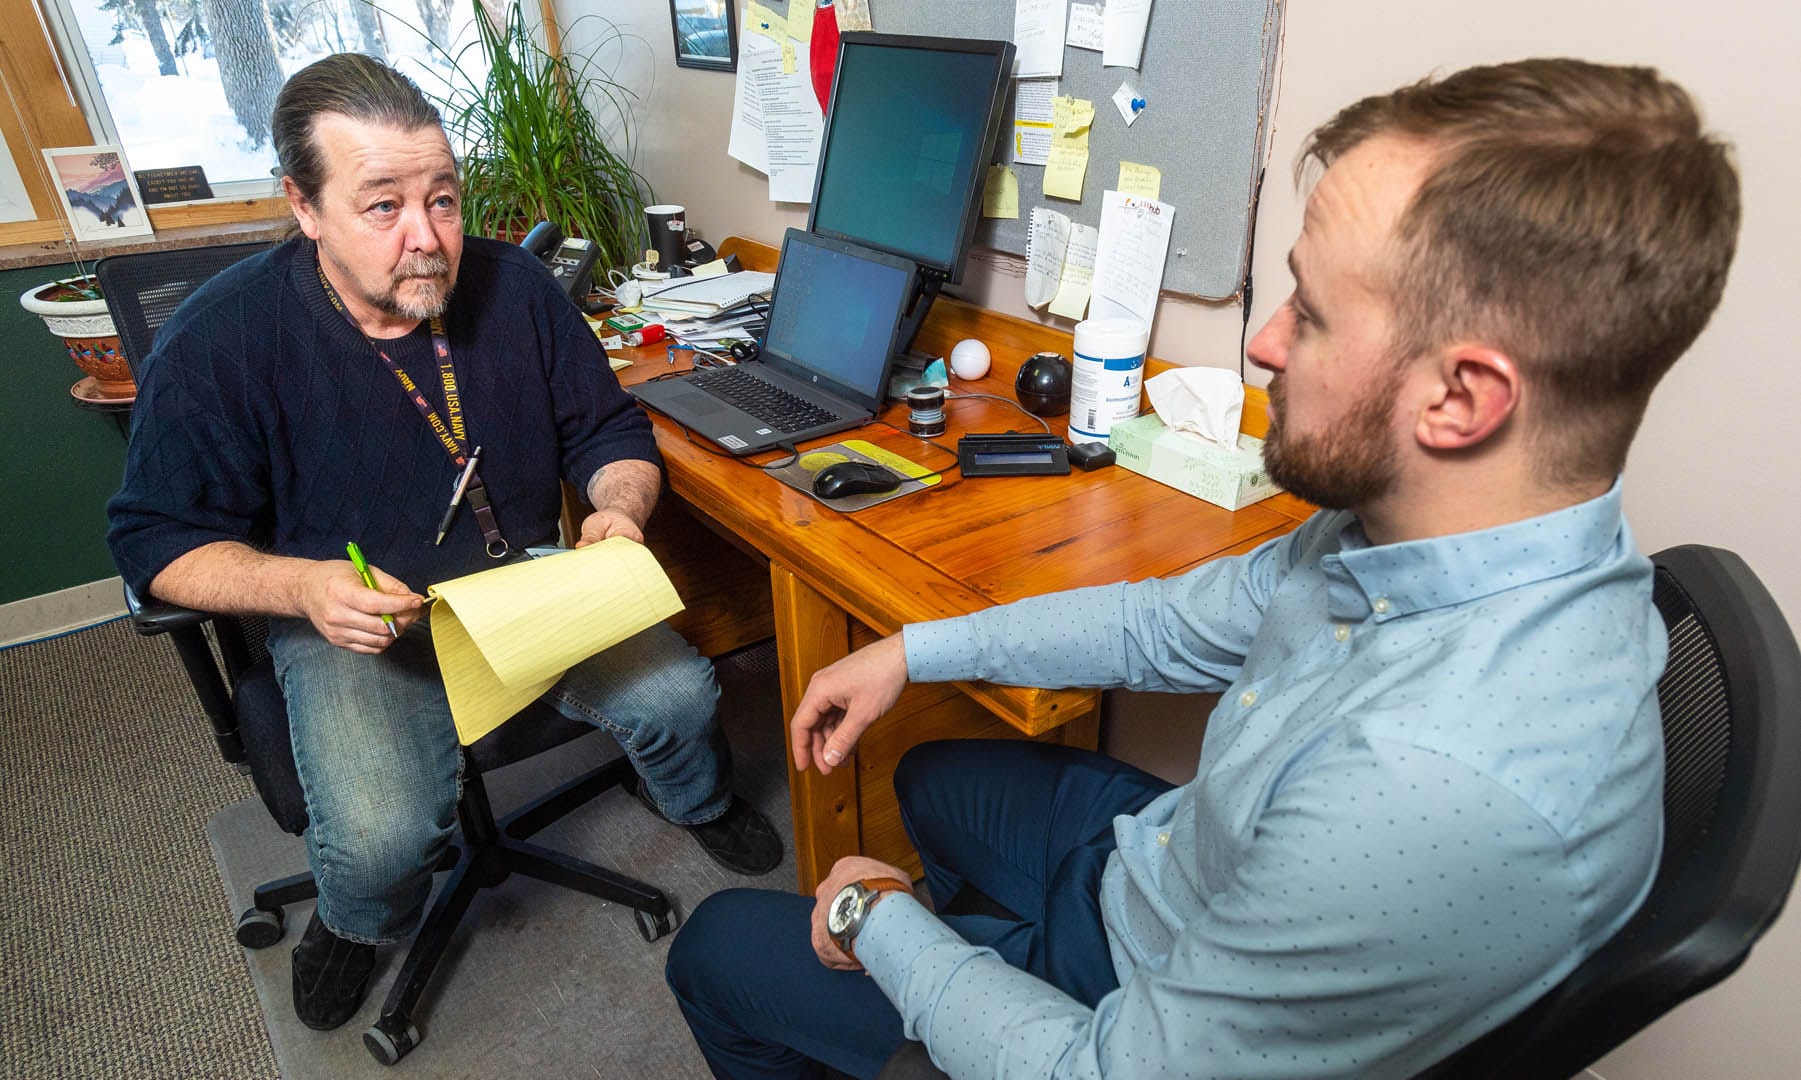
[806,33,1015,287]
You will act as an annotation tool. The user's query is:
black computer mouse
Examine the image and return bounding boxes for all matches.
[812,461,904,500]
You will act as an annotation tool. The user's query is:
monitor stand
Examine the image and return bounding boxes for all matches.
[890,275,944,372]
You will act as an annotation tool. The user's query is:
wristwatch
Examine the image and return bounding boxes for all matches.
[827,877,913,960]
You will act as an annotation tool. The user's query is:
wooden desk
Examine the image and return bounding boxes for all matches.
[608,237,1311,891]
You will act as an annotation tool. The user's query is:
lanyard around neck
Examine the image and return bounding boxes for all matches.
[315,260,509,556]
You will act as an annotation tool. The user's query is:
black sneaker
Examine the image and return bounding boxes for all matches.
[634,780,783,875]
[291,910,375,1031]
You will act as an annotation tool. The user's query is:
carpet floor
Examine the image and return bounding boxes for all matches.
[1,617,791,1079]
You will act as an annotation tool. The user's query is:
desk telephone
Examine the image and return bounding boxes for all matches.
[521,220,598,301]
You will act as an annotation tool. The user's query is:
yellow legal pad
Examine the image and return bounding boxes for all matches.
[427,537,684,745]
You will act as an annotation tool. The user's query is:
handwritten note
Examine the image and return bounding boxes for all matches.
[1092,189,1176,328]
[1014,0,1068,78]
[982,164,1020,219]
[1049,222,1099,321]
[1012,78,1056,166]
[429,538,684,745]
[1044,95,1095,201]
[1117,161,1162,200]
[1025,206,1072,308]
[1067,3,1104,50]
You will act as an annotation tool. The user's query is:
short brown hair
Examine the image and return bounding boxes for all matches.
[1301,59,1740,483]
[271,53,445,207]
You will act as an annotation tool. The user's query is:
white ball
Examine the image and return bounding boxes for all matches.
[949,338,992,380]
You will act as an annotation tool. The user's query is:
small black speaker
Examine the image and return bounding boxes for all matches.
[1015,352,1073,416]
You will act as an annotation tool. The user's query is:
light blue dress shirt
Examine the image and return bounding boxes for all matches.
[855,482,1665,1079]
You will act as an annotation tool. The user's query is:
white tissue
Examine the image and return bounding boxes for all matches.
[1144,367,1244,447]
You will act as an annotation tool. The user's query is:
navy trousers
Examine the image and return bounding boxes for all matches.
[665,739,1174,1079]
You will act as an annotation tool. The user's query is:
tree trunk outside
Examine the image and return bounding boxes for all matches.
[415,0,453,52]
[134,0,178,76]
[200,0,284,149]
[351,1,386,60]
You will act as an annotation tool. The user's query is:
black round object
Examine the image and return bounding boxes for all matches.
[1015,352,1073,416]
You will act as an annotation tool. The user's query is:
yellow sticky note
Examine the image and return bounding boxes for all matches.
[1117,161,1162,201]
[1044,96,1094,201]
[745,1,787,44]
[782,40,797,74]
[786,0,815,42]
[981,164,1020,219]
[1048,262,1093,320]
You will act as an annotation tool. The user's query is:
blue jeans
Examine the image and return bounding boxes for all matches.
[267,614,725,943]
[665,740,1173,1079]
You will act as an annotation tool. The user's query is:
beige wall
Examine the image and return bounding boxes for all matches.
[564,2,1801,1076]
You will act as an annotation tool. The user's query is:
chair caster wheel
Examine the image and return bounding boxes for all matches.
[635,906,677,942]
[235,906,284,949]
[363,1016,421,1066]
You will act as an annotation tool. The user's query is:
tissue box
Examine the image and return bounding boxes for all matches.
[1107,414,1282,510]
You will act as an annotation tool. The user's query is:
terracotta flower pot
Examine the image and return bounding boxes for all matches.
[18,277,132,400]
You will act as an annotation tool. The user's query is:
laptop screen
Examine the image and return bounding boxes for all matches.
[761,230,917,406]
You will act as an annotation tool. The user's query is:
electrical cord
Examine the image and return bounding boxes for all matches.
[944,391,1053,433]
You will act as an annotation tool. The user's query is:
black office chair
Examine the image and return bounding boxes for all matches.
[126,593,676,1065]
[109,239,675,1065]
[880,544,1801,1080]
[95,240,274,372]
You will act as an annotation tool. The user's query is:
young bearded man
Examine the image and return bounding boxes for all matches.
[663,58,1741,1079]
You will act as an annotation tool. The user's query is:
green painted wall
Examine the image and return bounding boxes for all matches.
[1,262,129,605]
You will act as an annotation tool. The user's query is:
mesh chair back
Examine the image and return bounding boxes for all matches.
[1419,544,1801,1079]
[95,241,272,376]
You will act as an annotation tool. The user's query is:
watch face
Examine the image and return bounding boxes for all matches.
[828,886,862,937]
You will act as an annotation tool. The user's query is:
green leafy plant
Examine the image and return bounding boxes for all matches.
[429,1,652,271]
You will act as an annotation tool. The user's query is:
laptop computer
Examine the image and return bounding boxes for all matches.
[631,229,918,455]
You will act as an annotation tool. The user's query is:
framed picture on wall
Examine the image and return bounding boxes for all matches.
[671,0,738,72]
[40,144,153,243]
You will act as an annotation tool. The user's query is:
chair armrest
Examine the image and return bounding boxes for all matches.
[121,581,249,768]
[122,581,213,636]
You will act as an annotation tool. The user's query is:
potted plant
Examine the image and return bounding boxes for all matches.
[429,1,653,271]
[18,270,131,404]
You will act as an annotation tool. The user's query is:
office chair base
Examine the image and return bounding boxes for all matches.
[363,1016,419,1066]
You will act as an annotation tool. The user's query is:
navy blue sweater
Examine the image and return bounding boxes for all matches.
[107,235,658,598]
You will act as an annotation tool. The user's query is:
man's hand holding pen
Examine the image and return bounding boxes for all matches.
[298,558,424,654]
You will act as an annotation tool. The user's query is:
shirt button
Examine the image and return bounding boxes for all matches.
[1157,832,1171,846]
[1334,624,1351,642]
[1372,597,1391,614]
[1239,690,1258,707]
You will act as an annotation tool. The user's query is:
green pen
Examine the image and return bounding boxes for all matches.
[345,541,398,637]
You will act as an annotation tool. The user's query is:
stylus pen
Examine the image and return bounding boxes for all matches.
[434,445,482,546]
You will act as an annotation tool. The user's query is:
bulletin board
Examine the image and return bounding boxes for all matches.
[871,1,1283,301]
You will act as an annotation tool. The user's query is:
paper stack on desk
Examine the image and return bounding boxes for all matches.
[639,271,775,317]
[427,537,683,745]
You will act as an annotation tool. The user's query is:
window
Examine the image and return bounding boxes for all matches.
[1,0,512,245]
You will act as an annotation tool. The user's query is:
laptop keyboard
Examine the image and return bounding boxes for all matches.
[690,367,841,434]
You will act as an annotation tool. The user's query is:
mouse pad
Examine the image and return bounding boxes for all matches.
[769,440,943,512]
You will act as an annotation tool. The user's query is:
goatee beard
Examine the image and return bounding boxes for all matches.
[377,252,453,319]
